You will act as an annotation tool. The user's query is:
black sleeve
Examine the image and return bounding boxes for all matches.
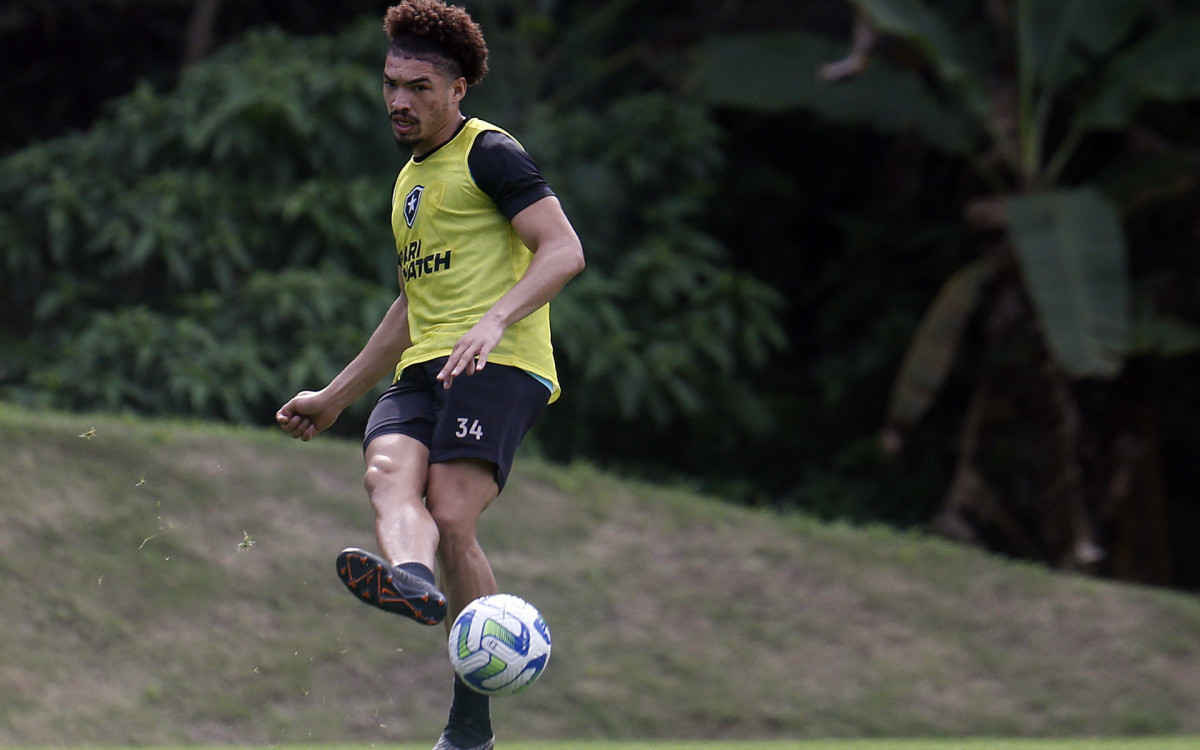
[468,129,556,221]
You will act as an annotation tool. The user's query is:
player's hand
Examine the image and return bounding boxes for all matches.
[437,316,506,389]
[276,389,340,441]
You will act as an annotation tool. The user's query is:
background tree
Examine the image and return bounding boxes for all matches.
[0,12,786,482]
[691,0,1200,583]
[4,0,1200,586]
[0,0,395,154]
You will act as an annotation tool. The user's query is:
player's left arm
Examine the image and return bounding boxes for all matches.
[437,195,584,387]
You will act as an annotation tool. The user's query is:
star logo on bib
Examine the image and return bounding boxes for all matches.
[403,185,424,228]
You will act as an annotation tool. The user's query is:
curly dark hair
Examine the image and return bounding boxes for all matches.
[383,0,489,86]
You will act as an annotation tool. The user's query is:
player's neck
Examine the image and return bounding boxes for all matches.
[414,114,468,160]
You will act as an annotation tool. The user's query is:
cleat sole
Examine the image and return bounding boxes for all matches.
[335,548,446,626]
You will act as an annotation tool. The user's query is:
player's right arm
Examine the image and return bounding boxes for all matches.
[276,278,412,442]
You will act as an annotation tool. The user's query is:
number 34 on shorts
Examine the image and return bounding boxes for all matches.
[456,417,484,440]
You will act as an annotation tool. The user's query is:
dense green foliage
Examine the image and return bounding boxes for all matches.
[691,0,1200,583]
[522,96,787,463]
[0,28,399,426]
[0,19,785,460]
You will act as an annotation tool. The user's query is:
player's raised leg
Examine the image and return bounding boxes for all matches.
[336,433,448,626]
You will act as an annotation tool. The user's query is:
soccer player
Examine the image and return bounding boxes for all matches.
[275,2,585,748]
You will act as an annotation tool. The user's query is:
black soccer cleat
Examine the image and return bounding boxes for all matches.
[335,547,447,626]
[432,732,495,750]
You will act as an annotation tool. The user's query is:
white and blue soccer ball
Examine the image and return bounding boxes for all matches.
[448,593,552,696]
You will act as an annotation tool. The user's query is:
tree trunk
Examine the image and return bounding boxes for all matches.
[183,0,224,66]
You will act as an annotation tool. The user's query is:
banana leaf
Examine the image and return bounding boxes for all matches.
[1006,187,1129,378]
[1019,0,1146,93]
[1077,15,1200,130]
[688,30,978,155]
[848,0,989,121]
[884,254,998,433]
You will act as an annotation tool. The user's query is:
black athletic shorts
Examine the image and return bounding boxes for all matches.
[363,357,551,491]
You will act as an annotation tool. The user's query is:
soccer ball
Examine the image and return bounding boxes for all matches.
[448,593,551,696]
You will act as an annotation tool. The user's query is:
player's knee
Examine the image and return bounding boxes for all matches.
[427,500,471,541]
[425,460,496,547]
[363,452,401,503]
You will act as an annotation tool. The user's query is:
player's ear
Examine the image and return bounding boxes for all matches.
[452,77,467,103]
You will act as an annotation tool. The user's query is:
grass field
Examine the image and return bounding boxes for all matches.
[41,744,1200,750]
[315,742,1200,750]
[183,741,1200,750]
[3,405,1200,746]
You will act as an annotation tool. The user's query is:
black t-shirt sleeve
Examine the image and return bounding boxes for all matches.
[468,130,555,221]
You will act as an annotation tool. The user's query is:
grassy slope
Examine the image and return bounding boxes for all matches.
[313,742,1200,750]
[1,404,1199,746]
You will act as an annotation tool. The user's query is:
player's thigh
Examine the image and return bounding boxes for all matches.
[362,368,437,502]
[427,360,550,492]
[425,458,498,532]
[363,369,436,454]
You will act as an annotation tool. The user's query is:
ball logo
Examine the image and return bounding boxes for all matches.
[403,184,424,228]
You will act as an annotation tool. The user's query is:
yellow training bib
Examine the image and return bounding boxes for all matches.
[390,118,560,402]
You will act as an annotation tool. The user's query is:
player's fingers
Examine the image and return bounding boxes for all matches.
[287,417,311,439]
[437,349,460,380]
[438,345,473,381]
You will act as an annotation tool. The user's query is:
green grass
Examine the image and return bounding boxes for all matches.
[3,404,1200,745]
[506,743,1200,750]
[414,742,1200,750]
[90,741,1200,750]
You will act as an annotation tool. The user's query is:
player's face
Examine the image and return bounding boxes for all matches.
[383,54,466,157]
